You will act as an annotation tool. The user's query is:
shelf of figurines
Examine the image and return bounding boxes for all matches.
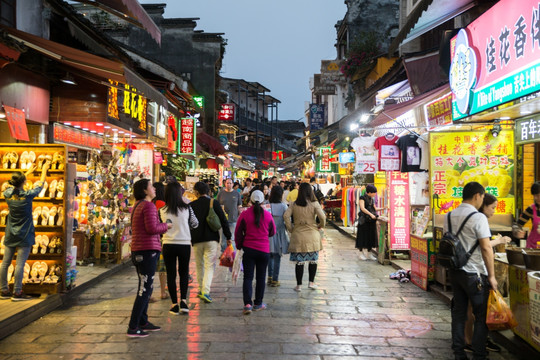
[3,258,63,295]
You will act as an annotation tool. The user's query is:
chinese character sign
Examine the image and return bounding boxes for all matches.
[389,172,410,250]
[430,131,515,215]
[309,104,325,130]
[317,147,332,172]
[516,117,540,144]
[167,114,178,152]
[218,103,235,121]
[178,118,196,155]
[450,0,540,120]
[424,93,452,128]
[4,105,29,141]
[193,96,204,109]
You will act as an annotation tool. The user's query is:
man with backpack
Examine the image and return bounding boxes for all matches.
[443,182,497,360]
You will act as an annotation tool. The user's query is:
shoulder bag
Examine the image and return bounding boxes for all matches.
[207,198,222,232]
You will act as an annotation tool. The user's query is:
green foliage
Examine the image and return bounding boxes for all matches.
[340,32,381,79]
[162,156,190,181]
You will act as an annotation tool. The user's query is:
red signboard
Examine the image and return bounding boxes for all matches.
[425,93,452,129]
[179,118,196,155]
[154,151,163,164]
[167,114,177,152]
[388,171,410,250]
[217,103,235,121]
[4,105,29,141]
[53,123,103,149]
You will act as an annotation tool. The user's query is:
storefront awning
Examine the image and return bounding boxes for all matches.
[73,0,161,45]
[388,0,476,54]
[197,130,226,156]
[368,83,450,128]
[1,25,168,107]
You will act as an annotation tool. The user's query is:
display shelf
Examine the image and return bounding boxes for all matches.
[0,143,68,294]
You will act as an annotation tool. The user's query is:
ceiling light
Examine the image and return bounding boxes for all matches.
[360,114,371,123]
[350,123,359,131]
[60,72,77,85]
[90,130,97,133]
[82,128,89,131]
[141,141,146,143]
[521,110,532,115]
[112,128,118,132]
[74,125,81,128]
[98,132,104,135]
[96,123,103,126]
[118,131,124,134]
[131,135,136,138]
[64,122,71,126]
[104,125,111,129]
[499,116,511,120]
[491,120,502,137]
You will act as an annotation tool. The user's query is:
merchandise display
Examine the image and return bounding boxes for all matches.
[374,134,400,171]
[0,144,68,294]
[396,134,422,172]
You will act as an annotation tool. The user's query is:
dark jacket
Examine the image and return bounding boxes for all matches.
[4,184,43,247]
[189,195,232,244]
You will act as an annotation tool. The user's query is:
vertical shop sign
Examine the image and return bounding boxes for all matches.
[4,105,29,141]
[179,118,196,155]
[167,114,178,152]
[309,104,325,130]
[425,93,452,129]
[430,130,515,214]
[217,103,235,121]
[389,172,410,250]
[450,0,540,120]
[317,147,332,172]
[107,80,147,131]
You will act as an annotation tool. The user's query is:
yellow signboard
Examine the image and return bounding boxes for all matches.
[430,130,514,215]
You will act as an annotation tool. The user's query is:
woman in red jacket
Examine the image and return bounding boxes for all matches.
[127,179,171,338]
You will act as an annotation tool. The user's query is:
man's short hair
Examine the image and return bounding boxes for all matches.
[462,181,485,200]
[245,178,252,183]
[310,177,316,183]
[532,182,540,195]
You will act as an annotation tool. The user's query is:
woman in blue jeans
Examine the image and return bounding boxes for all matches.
[235,190,275,314]
[267,185,289,287]
[0,161,50,301]
[127,179,171,337]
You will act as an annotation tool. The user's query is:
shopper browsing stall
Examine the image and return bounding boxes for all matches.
[514,182,540,248]
[355,185,384,261]
[0,161,50,301]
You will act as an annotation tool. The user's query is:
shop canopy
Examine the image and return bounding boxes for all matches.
[197,130,226,156]
[1,25,168,108]
[388,0,476,54]
[367,83,450,129]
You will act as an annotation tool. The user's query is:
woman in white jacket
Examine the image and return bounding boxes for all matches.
[160,182,198,314]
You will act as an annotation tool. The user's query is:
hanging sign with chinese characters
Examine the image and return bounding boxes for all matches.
[424,93,452,129]
[450,0,540,120]
[178,118,196,155]
[217,103,235,121]
[430,131,515,215]
[4,105,29,141]
[317,146,332,172]
[516,117,540,144]
[107,80,147,131]
[388,172,410,250]
[167,114,178,153]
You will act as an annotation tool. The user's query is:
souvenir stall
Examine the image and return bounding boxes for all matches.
[0,144,74,294]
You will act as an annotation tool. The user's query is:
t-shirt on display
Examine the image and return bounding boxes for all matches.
[396,134,422,172]
[374,134,400,171]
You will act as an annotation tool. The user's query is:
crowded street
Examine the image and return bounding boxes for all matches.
[0,227,518,359]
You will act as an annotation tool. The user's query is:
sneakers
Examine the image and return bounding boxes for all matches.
[0,290,12,300]
[180,300,189,313]
[11,292,33,301]
[486,338,501,352]
[197,292,213,303]
[169,304,180,315]
[253,303,267,311]
[139,322,161,332]
[368,253,377,261]
[359,252,367,261]
[294,285,302,292]
[127,328,149,338]
[308,282,318,290]
[270,280,281,287]
[243,304,252,315]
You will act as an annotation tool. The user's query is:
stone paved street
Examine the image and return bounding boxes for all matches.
[0,228,519,359]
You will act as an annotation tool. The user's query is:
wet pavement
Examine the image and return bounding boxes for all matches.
[0,227,519,359]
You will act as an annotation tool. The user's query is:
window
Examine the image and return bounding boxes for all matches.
[0,0,15,27]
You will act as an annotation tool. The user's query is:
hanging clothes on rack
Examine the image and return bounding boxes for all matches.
[396,134,422,172]
[374,134,400,171]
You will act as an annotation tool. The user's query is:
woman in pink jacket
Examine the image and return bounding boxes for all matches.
[127,179,171,338]
[235,190,275,314]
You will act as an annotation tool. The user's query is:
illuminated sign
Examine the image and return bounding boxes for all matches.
[218,103,235,121]
[107,80,147,131]
[53,123,103,150]
[450,0,540,120]
[317,147,332,172]
[179,118,196,155]
[388,171,410,250]
[272,151,283,160]
[516,117,540,144]
[193,96,204,109]
[167,114,178,152]
[338,152,355,164]
[425,93,452,129]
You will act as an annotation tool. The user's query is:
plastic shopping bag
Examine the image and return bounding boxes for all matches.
[219,244,235,268]
[486,289,518,331]
[231,248,243,286]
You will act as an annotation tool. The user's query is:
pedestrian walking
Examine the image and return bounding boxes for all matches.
[445,182,497,360]
[127,179,171,337]
[0,161,50,301]
[152,182,168,300]
[267,185,289,287]
[286,182,299,204]
[235,190,275,314]
[160,181,199,315]
[463,193,509,353]
[284,183,326,292]
[189,181,231,303]
[355,184,383,260]
[217,178,241,252]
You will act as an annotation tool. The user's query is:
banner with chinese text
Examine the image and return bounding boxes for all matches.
[388,172,410,250]
[317,147,331,172]
[430,131,514,215]
[179,118,196,155]
[424,93,452,129]
[4,105,29,141]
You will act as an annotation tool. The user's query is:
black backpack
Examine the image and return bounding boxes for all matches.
[438,211,480,270]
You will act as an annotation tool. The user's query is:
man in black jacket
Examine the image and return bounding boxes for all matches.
[189,182,231,303]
